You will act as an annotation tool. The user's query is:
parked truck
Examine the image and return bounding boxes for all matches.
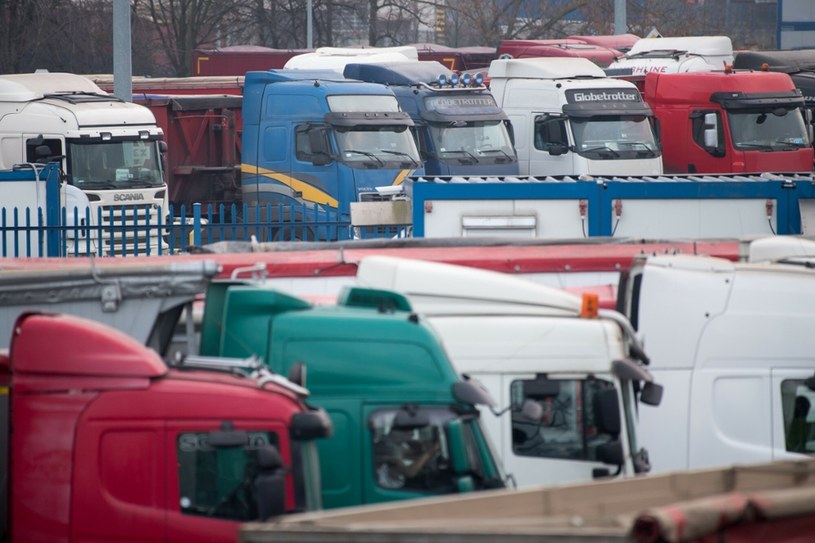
[0,72,169,255]
[643,69,813,174]
[487,57,662,177]
[245,457,815,543]
[497,39,623,67]
[617,236,815,474]
[355,255,662,488]
[605,35,735,86]
[341,61,518,176]
[1,310,332,542]
[241,68,424,238]
[733,49,815,137]
[199,278,505,509]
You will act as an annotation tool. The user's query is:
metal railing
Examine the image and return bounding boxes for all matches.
[0,202,409,258]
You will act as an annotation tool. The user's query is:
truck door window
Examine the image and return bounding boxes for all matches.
[25,137,62,164]
[534,115,568,151]
[369,407,457,494]
[780,380,815,454]
[510,378,616,462]
[177,430,282,521]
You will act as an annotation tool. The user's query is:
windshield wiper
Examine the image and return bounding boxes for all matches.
[581,146,621,158]
[736,143,775,151]
[477,148,515,162]
[379,149,421,167]
[456,147,480,163]
[344,149,384,167]
[627,142,658,157]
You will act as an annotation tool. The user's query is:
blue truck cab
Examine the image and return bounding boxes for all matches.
[343,61,519,176]
[241,69,424,236]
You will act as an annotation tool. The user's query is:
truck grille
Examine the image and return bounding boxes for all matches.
[98,203,165,255]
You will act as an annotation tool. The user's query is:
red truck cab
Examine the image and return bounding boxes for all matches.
[2,312,330,542]
[644,70,814,173]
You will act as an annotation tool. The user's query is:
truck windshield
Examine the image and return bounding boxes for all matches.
[336,127,421,167]
[727,108,809,151]
[571,116,659,160]
[67,139,164,188]
[428,120,515,163]
[370,406,501,493]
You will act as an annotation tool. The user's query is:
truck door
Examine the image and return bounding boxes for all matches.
[771,370,815,459]
[530,114,575,176]
[501,374,624,486]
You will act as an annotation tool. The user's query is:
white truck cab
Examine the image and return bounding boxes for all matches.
[356,255,663,488]
[619,236,815,473]
[488,57,663,177]
[605,35,734,77]
[0,72,168,255]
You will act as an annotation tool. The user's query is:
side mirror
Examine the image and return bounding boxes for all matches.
[595,440,624,467]
[254,445,286,520]
[453,378,496,407]
[594,388,621,437]
[548,143,569,156]
[703,112,719,148]
[640,382,664,406]
[158,140,168,154]
[446,418,470,474]
[308,127,333,166]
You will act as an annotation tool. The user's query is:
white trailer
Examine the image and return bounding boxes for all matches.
[355,255,663,488]
[0,72,169,255]
[618,236,815,473]
[487,57,663,177]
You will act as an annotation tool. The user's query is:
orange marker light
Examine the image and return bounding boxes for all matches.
[581,293,599,318]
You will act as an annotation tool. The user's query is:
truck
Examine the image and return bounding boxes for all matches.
[245,457,815,543]
[733,49,815,126]
[193,45,312,76]
[199,278,505,509]
[241,68,424,239]
[617,235,815,474]
[486,57,662,177]
[191,44,497,77]
[604,35,735,87]
[497,39,624,68]
[643,69,814,174]
[341,61,519,177]
[0,72,170,255]
[2,310,332,542]
[354,255,663,488]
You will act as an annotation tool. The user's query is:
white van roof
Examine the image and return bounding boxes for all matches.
[626,36,733,57]
[356,255,581,316]
[489,57,606,80]
[284,46,419,71]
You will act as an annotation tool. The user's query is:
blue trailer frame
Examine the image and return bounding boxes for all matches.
[409,173,815,238]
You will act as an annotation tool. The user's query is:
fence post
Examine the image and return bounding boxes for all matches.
[193,203,201,247]
[44,164,61,257]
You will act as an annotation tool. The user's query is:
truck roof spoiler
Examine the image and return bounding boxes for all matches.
[355,255,581,316]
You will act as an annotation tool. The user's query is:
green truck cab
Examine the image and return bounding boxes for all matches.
[199,282,505,509]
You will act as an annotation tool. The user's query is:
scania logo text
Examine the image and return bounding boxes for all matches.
[113,193,146,202]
